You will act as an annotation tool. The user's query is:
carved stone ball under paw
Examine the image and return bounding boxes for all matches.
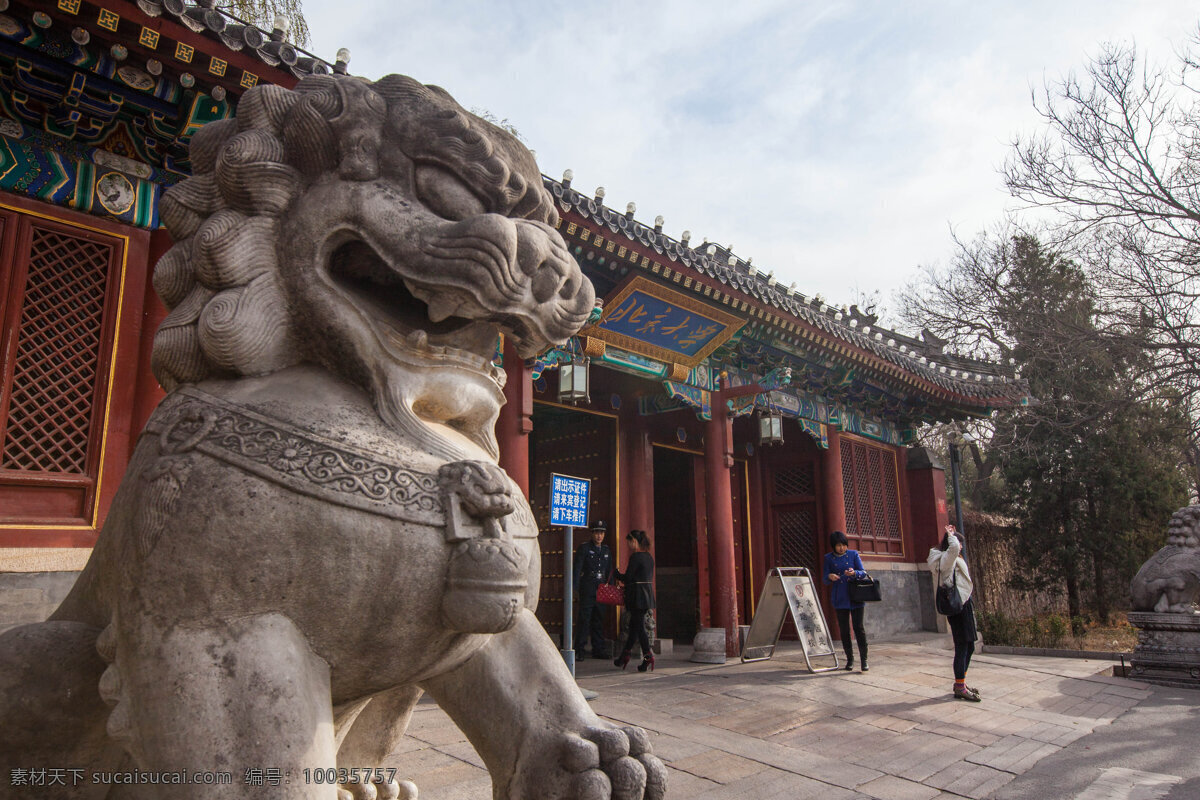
[548,726,666,800]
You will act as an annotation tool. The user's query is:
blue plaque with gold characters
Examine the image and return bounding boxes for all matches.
[587,275,745,367]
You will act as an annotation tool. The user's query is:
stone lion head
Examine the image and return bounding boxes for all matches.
[152,74,594,459]
[1166,505,1200,548]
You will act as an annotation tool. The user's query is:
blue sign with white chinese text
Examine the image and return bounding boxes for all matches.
[550,473,590,528]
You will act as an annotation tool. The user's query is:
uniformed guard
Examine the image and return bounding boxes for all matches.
[573,520,613,659]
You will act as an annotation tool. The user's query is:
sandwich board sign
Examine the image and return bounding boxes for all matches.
[741,567,840,672]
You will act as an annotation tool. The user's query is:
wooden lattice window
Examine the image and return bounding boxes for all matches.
[777,506,817,568]
[773,463,815,498]
[840,437,903,555]
[0,211,123,524]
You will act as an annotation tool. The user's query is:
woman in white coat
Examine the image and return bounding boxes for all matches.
[928,524,980,701]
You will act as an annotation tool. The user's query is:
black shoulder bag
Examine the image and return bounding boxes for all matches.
[935,566,963,616]
[848,574,882,603]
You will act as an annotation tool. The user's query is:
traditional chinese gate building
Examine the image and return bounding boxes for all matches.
[502,181,1025,654]
[0,1,1024,655]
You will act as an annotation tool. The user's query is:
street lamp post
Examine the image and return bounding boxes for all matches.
[947,432,973,538]
[948,438,964,537]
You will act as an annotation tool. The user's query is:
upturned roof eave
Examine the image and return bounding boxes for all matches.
[546,178,1026,412]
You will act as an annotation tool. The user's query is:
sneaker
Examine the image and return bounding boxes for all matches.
[860,661,869,672]
[954,686,981,702]
[843,658,854,671]
[967,686,981,697]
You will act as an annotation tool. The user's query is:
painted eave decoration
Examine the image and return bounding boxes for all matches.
[545,174,1031,422]
[0,0,342,229]
[586,275,745,370]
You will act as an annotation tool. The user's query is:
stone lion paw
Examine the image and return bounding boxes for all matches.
[337,777,417,800]
[538,724,666,800]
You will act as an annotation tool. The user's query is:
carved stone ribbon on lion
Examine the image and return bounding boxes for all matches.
[0,74,667,800]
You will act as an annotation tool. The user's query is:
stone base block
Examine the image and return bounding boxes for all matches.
[690,627,727,664]
[1127,611,1200,688]
[0,571,80,634]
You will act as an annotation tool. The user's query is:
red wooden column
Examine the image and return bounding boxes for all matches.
[822,426,847,536]
[705,396,740,656]
[627,417,654,535]
[130,227,173,441]
[906,446,950,555]
[497,338,533,497]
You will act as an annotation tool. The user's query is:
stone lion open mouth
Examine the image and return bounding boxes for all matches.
[327,238,505,377]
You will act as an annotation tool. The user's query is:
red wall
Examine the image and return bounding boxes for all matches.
[906,450,950,558]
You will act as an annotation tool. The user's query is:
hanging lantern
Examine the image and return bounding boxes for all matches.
[558,355,590,405]
[758,407,784,445]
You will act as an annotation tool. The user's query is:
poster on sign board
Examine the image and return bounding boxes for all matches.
[741,567,839,673]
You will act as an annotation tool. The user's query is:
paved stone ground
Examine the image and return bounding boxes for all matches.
[387,634,1200,799]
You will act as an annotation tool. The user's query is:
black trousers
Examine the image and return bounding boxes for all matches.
[835,606,868,662]
[621,607,650,656]
[952,639,975,680]
[575,583,608,654]
[948,597,977,679]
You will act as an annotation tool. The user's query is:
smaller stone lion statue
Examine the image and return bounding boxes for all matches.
[1130,505,1200,613]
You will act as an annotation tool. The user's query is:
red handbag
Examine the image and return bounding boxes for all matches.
[595,583,623,605]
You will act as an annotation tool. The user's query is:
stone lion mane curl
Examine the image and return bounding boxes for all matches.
[152,74,557,392]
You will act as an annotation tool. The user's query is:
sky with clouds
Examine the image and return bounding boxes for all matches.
[303,1,1197,324]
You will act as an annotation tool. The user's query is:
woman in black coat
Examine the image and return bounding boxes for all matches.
[613,529,656,672]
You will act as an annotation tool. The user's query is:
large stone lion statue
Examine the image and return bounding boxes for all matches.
[0,74,666,800]
[1130,505,1200,613]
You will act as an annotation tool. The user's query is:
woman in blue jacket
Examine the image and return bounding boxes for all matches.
[822,530,869,672]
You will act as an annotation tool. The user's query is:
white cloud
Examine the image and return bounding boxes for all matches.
[303,0,1199,323]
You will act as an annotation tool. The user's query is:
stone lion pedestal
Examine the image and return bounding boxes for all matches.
[1127,505,1200,689]
[1127,611,1200,688]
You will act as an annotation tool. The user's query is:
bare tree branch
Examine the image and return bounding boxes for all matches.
[1003,29,1200,455]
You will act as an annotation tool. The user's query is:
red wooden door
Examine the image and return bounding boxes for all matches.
[529,404,617,642]
[764,438,826,634]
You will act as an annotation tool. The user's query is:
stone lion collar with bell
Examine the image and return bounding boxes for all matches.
[145,380,535,537]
